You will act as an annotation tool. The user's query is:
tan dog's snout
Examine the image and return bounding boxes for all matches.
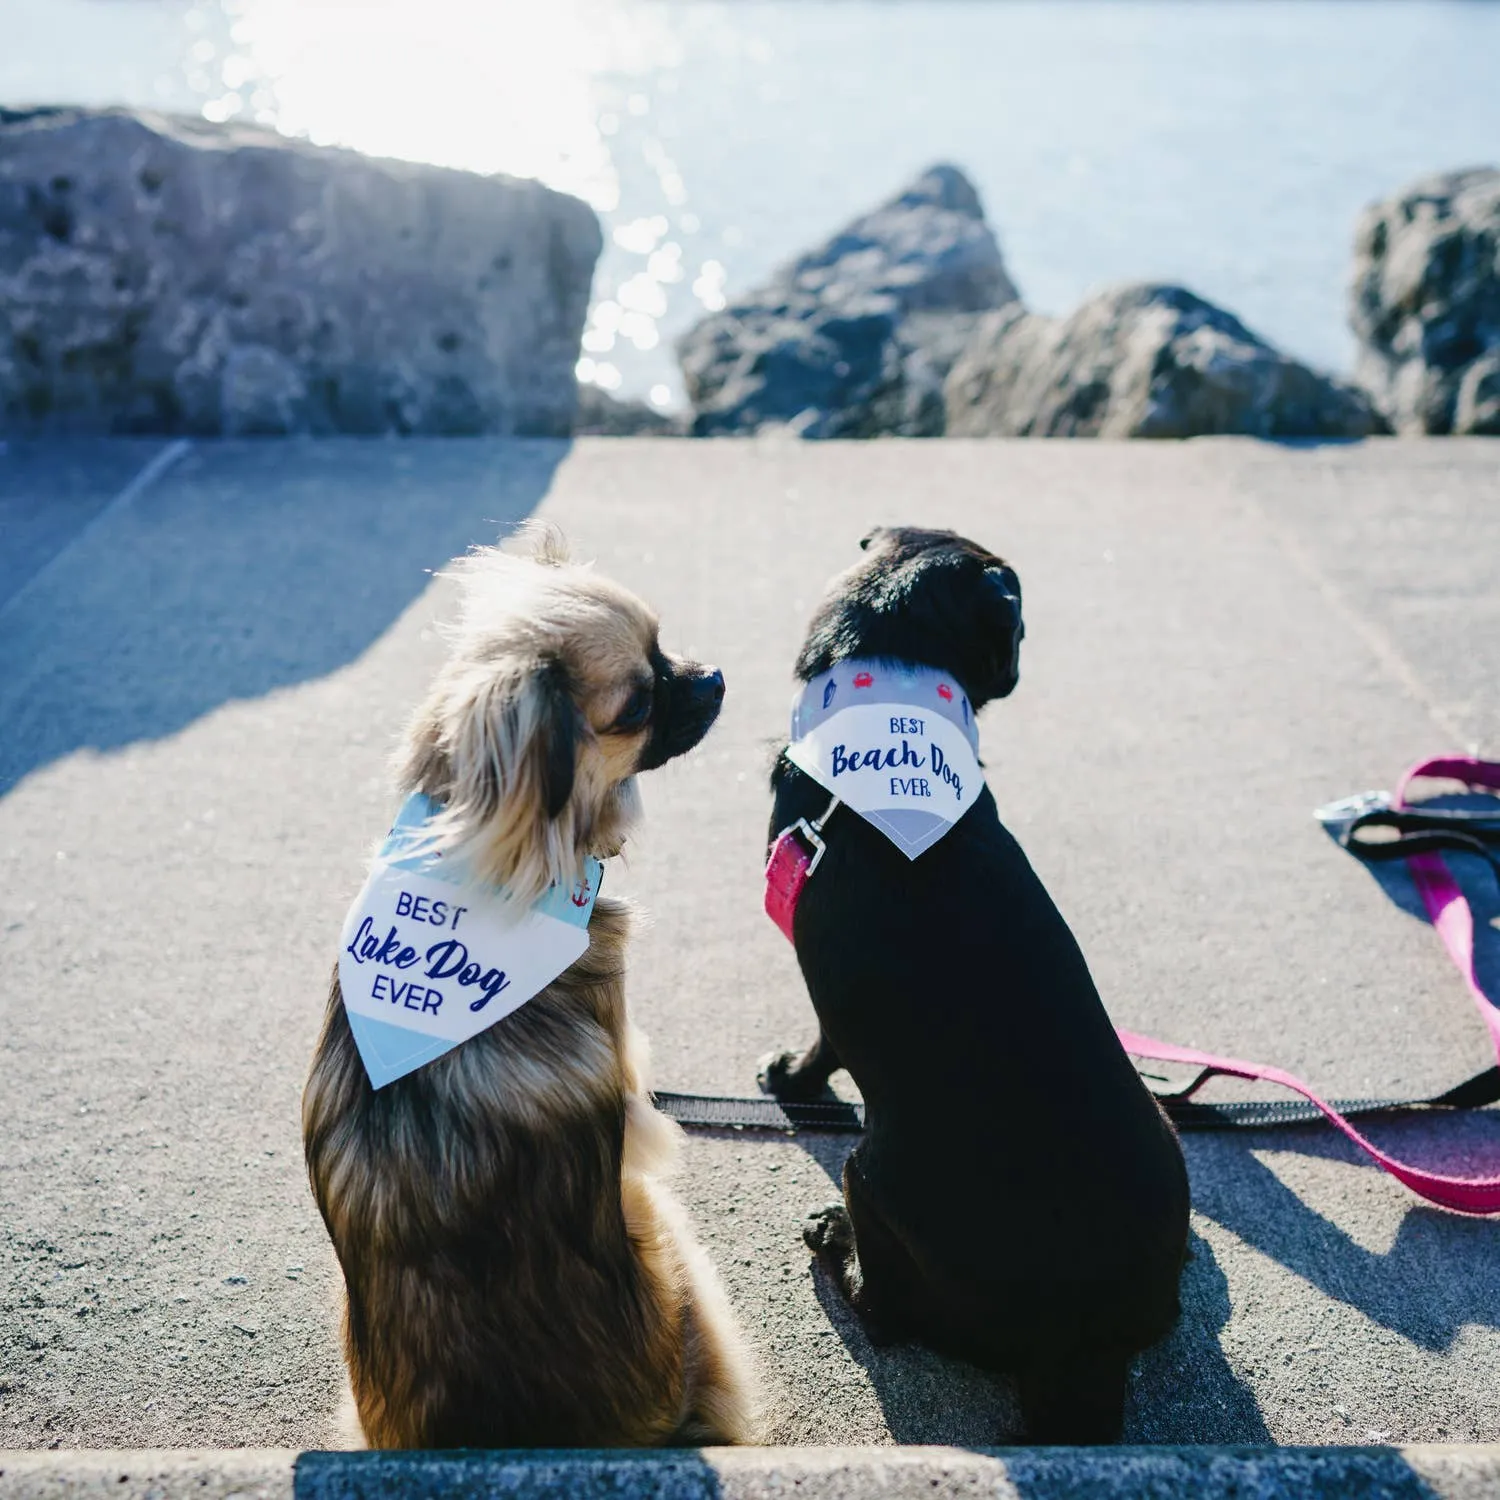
[640,657,725,770]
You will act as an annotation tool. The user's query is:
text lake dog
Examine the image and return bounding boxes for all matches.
[761,525,1190,1443]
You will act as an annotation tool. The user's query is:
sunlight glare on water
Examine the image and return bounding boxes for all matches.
[215,0,661,212]
[6,0,1500,407]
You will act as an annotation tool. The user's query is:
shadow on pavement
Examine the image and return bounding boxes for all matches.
[808,1255,1023,1444]
[295,1449,727,1500]
[1127,1230,1274,1443]
[1169,815,1500,1351]
[0,438,568,797]
[1188,1124,1500,1353]
[0,439,170,612]
[780,1129,1270,1443]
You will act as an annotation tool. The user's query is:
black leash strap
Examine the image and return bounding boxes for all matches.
[653,1067,1500,1135]
[1151,1065,1500,1130]
[1334,805,1500,875]
[653,1092,865,1133]
[659,782,1500,1138]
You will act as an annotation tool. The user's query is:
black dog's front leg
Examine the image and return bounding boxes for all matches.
[758,1027,842,1101]
[805,1200,861,1296]
[803,1174,907,1348]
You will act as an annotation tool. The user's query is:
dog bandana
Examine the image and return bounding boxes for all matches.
[785,658,983,860]
[338,793,601,1089]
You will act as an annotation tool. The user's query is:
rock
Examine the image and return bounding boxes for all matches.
[944,283,1386,439]
[868,310,993,440]
[677,164,1017,438]
[0,107,601,436]
[1350,168,1500,435]
[1455,351,1500,434]
[572,384,685,436]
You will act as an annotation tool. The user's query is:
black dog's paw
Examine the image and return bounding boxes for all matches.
[757,1049,798,1096]
[805,1204,899,1340]
[758,1049,833,1102]
[803,1201,855,1262]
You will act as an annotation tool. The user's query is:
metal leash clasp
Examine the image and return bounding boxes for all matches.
[792,795,841,877]
[1313,789,1392,842]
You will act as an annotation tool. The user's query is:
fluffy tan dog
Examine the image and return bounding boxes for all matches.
[303,528,756,1448]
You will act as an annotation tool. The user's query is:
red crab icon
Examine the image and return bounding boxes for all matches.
[937,683,954,701]
[853,671,874,688]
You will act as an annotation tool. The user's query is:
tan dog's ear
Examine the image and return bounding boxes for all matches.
[398,655,583,901]
[530,659,579,819]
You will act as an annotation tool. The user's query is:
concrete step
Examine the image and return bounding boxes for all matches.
[7,1446,1500,1500]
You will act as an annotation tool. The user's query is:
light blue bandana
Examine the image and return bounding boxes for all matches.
[338,793,602,1088]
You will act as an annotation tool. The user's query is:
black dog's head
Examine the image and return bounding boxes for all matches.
[794,525,1023,707]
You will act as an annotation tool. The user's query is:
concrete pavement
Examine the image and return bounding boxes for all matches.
[1,435,1498,1451]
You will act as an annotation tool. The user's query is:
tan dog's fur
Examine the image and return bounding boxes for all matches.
[303,529,757,1448]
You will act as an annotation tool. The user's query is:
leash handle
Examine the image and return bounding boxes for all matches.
[1394,758,1500,1059]
[1121,755,1500,1216]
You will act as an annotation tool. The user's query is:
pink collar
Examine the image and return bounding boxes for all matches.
[765,795,838,944]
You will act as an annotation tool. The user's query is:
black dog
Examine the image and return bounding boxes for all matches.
[762,525,1189,1443]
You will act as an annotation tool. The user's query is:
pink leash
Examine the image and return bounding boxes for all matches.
[1118,756,1500,1216]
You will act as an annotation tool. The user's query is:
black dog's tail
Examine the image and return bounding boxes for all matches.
[1017,1344,1132,1444]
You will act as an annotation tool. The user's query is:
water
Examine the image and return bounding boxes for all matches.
[5,0,1500,408]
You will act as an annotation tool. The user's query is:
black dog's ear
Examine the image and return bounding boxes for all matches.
[859,526,887,552]
[976,565,1024,698]
[530,659,579,820]
[982,566,1023,633]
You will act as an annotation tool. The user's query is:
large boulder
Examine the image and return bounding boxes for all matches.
[944,283,1386,439]
[1350,167,1500,435]
[677,164,1017,438]
[0,107,601,436]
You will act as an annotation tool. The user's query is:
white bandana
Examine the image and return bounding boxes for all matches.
[338,793,601,1088]
[785,658,984,859]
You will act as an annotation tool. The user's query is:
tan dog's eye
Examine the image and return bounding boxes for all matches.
[612,684,654,733]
